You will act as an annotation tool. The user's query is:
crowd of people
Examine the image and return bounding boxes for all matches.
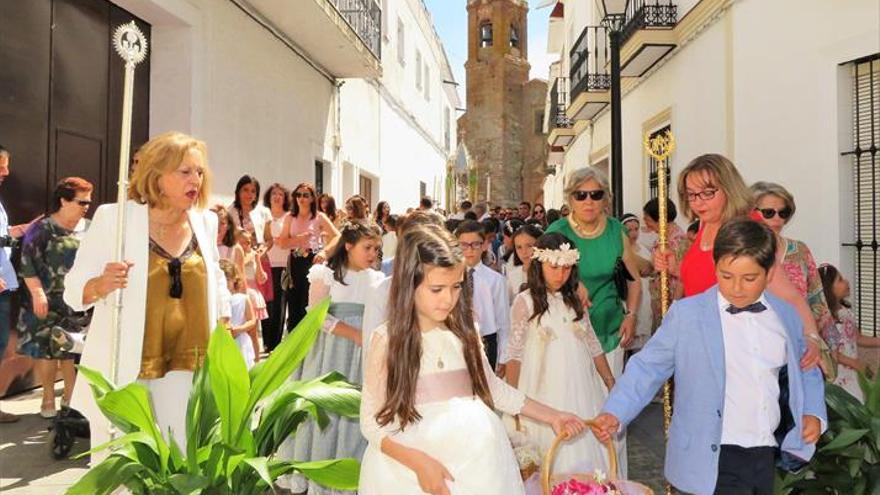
[0,133,872,494]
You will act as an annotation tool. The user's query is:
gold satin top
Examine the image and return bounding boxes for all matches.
[139,236,210,379]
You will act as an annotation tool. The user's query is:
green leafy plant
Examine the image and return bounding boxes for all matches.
[66,298,361,495]
[775,371,880,494]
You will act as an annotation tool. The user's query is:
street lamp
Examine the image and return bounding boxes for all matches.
[598,0,629,216]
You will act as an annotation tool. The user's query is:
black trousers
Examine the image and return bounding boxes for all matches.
[482,333,497,370]
[286,253,314,332]
[262,266,286,352]
[713,445,775,495]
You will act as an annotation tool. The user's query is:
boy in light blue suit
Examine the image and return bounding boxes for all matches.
[592,218,826,495]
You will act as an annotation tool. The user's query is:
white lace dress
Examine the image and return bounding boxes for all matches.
[359,324,527,494]
[507,291,612,476]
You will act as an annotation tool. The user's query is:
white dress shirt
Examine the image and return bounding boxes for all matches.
[469,262,511,363]
[718,292,787,448]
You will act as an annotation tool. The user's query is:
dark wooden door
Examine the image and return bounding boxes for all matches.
[0,0,150,397]
[0,0,150,223]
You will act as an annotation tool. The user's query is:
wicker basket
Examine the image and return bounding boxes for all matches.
[540,419,654,495]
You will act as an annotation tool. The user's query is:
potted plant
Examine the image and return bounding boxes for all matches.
[775,371,880,494]
[66,298,361,495]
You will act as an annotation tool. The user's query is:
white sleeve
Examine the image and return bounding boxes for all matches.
[577,313,604,358]
[507,293,530,362]
[360,327,400,445]
[206,210,231,319]
[495,274,511,363]
[64,204,113,312]
[307,264,339,333]
[480,329,526,415]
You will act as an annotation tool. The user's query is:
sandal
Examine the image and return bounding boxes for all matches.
[40,398,56,419]
[0,410,19,423]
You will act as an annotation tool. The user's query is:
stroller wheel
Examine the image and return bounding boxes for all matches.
[51,424,74,460]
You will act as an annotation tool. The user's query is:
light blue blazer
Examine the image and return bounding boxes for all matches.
[603,286,826,495]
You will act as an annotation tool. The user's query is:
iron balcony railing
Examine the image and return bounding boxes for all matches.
[336,0,382,60]
[620,0,677,44]
[569,25,612,101]
[550,77,573,129]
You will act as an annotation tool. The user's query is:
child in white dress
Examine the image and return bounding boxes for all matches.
[359,224,587,495]
[235,230,266,361]
[219,260,257,369]
[505,233,616,477]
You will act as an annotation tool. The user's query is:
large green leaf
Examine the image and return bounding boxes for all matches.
[77,364,116,398]
[186,354,219,472]
[826,384,871,426]
[281,373,361,419]
[167,473,209,495]
[65,455,145,495]
[244,299,329,419]
[95,382,170,472]
[270,458,361,491]
[73,431,157,461]
[820,427,870,452]
[207,324,251,445]
[255,397,329,456]
[241,457,273,491]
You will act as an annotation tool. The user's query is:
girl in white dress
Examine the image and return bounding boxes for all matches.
[359,225,587,495]
[282,221,385,495]
[505,224,542,301]
[234,230,266,361]
[505,233,616,476]
[218,260,257,369]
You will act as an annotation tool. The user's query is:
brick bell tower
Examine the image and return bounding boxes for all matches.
[458,0,533,207]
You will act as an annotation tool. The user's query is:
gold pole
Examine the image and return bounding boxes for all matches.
[644,130,676,495]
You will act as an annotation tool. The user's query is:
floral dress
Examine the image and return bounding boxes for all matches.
[780,238,835,337]
[648,223,690,330]
[17,217,91,359]
[824,308,863,402]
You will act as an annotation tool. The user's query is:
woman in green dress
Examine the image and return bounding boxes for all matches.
[545,167,642,476]
[17,177,94,418]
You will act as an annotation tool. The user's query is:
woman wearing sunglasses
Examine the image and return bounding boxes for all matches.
[528,202,548,228]
[653,154,822,370]
[751,181,836,343]
[17,177,94,418]
[545,167,642,476]
[64,131,232,455]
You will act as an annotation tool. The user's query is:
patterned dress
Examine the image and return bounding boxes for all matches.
[780,238,835,338]
[824,308,863,402]
[17,217,91,359]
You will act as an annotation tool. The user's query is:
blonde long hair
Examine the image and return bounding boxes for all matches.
[677,153,752,222]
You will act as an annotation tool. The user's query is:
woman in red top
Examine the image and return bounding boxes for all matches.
[654,154,821,368]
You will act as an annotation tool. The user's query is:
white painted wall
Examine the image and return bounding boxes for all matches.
[546,0,879,271]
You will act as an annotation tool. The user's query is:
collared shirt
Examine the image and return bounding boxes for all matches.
[0,200,19,293]
[718,292,787,447]
[469,262,510,363]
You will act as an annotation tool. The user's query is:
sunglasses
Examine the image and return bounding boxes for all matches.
[295,192,312,199]
[75,200,92,207]
[685,189,718,202]
[571,189,605,202]
[534,209,545,215]
[756,207,793,220]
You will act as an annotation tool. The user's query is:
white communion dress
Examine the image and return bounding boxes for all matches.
[508,291,612,476]
[359,324,527,494]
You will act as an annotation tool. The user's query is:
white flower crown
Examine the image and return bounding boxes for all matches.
[531,242,580,267]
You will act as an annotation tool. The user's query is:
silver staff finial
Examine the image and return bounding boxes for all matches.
[113,21,148,66]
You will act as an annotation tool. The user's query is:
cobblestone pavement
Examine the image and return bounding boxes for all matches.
[627,402,670,494]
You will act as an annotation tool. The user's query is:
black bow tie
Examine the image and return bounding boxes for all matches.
[726,301,767,315]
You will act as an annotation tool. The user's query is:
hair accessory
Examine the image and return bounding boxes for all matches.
[531,242,580,267]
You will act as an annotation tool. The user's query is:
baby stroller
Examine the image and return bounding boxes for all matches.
[46,324,91,459]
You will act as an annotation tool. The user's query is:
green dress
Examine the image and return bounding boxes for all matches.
[546,217,624,353]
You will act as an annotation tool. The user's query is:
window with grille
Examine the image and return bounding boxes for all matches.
[648,125,672,200]
[843,54,880,336]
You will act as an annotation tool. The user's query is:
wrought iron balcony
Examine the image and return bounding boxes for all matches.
[569,25,612,102]
[550,77,572,129]
[336,0,382,60]
[620,0,677,45]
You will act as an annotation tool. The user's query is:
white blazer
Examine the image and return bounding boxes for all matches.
[64,201,231,442]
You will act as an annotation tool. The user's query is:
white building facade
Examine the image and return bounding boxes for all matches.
[543,0,879,332]
[112,0,458,212]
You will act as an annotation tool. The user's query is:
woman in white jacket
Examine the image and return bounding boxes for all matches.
[64,131,230,455]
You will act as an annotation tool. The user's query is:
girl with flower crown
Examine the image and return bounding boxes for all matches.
[505,233,616,476]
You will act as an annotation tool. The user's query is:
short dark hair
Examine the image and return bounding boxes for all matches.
[263,182,291,211]
[460,200,473,209]
[519,201,531,209]
[643,197,678,223]
[0,144,9,158]
[481,217,499,236]
[51,177,94,213]
[463,211,478,221]
[385,214,399,229]
[454,219,485,239]
[420,197,433,209]
[713,218,776,272]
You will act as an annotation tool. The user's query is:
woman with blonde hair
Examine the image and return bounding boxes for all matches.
[654,154,821,368]
[64,131,231,453]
